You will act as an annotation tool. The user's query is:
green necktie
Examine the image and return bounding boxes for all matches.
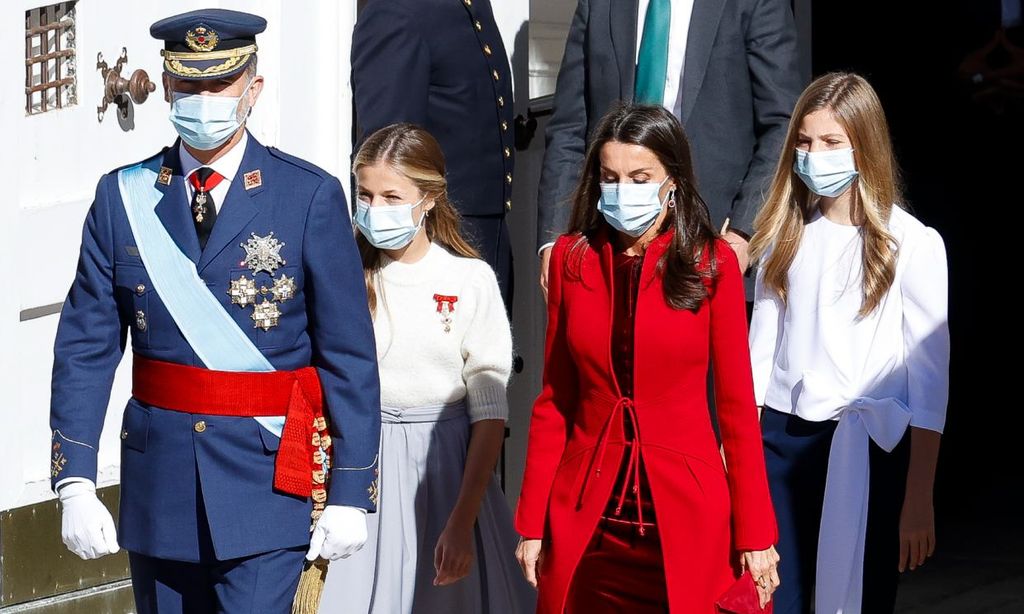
[634,0,671,105]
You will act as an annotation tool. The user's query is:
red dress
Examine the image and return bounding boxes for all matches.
[515,230,776,613]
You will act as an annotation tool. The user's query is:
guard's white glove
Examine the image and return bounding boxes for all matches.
[58,481,120,560]
[306,505,367,561]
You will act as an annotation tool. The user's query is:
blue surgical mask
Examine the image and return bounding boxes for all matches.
[794,148,858,197]
[169,78,253,150]
[597,177,671,237]
[354,197,428,250]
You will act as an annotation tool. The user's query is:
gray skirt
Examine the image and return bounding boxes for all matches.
[319,401,536,614]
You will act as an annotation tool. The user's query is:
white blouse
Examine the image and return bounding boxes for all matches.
[750,206,950,433]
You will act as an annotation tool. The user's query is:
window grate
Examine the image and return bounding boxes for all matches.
[25,2,78,116]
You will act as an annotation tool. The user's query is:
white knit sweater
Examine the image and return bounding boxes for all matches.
[373,242,512,423]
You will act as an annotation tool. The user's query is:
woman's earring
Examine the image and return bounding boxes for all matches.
[668,188,676,208]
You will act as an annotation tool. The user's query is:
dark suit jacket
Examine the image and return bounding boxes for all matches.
[50,135,381,561]
[352,0,515,217]
[537,0,803,249]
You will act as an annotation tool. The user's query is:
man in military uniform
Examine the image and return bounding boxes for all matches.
[49,9,380,612]
[351,0,516,308]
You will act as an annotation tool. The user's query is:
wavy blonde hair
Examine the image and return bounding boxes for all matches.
[749,72,903,317]
[353,123,480,316]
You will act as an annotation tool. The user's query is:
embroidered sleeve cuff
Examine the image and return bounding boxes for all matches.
[50,430,98,492]
[328,464,379,512]
[467,384,509,423]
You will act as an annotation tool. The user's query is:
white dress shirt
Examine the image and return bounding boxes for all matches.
[179,130,249,214]
[636,0,695,117]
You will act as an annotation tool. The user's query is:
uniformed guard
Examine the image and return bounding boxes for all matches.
[351,0,517,309]
[49,9,381,613]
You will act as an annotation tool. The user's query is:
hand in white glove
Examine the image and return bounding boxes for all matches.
[306,505,367,561]
[59,481,120,560]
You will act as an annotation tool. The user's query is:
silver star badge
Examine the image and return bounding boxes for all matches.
[251,299,282,331]
[228,275,259,307]
[269,274,296,302]
[240,232,286,275]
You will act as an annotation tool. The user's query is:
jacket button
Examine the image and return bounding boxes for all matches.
[506,173,513,184]
[497,95,504,107]
[483,44,492,56]
[120,429,128,440]
[501,120,508,131]
[492,69,500,81]
[135,284,146,295]
[505,199,512,211]
[504,146,511,158]
[474,20,482,31]
[463,0,472,5]
[194,421,207,433]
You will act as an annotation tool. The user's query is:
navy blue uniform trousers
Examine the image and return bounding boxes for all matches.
[761,407,911,614]
[128,482,305,614]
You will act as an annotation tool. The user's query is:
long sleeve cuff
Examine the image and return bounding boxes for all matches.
[467,384,509,423]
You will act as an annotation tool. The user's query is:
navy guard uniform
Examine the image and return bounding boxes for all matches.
[352,0,516,308]
[49,9,380,613]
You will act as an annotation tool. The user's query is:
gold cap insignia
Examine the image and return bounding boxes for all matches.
[185,25,219,52]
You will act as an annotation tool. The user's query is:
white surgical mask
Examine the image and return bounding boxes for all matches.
[354,196,428,250]
[794,148,859,197]
[597,177,671,236]
[169,78,254,150]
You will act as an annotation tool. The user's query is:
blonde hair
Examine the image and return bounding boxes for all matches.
[353,123,480,316]
[750,72,903,317]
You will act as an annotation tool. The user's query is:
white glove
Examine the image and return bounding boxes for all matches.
[59,481,120,560]
[306,505,367,561]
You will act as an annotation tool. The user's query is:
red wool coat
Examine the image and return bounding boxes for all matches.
[515,230,777,613]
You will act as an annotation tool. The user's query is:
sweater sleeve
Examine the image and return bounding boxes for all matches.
[461,263,513,423]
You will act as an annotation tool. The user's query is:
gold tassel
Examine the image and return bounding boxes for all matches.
[291,557,329,614]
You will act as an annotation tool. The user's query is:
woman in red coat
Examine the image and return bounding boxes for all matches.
[515,104,780,613]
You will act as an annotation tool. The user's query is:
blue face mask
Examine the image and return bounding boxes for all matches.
[354,197,428,250]
[794,148,859,197]
[597,177,671,237]
[169,78,253,151]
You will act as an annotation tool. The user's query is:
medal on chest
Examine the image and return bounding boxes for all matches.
[227,232,296,331]
[433,294,458,333]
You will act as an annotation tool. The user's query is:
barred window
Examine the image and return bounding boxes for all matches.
[25,2,78,115]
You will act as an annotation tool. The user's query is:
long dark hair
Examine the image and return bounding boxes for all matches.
[566,104,718,310]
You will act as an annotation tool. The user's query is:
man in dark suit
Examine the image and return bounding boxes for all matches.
[351,0,516,307]
[537,0,803,293]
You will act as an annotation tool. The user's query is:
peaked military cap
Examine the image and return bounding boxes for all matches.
[150,8,266,80]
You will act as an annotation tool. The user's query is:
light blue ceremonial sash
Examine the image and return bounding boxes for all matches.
[117,163,284,437]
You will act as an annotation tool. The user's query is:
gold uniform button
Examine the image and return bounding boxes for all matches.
[474,20,482,31]
[501,120,508,131]
[497,95,505,107]
[506,173,513,184]
[194,421,207,433]
[135,284,146,295]
[505,199,512,211]
[492,69,500,81]
[464,0,472,5]
[504,146,511,158]
[483,44,492,56]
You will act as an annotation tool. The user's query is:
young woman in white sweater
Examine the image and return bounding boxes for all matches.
[319,124,534,613]
[748,73,949,614]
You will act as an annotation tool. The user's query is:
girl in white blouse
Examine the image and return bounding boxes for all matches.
[748,73,949,614]
[319,124,534,613]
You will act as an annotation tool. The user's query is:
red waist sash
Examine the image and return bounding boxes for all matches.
[132,355,331,501]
